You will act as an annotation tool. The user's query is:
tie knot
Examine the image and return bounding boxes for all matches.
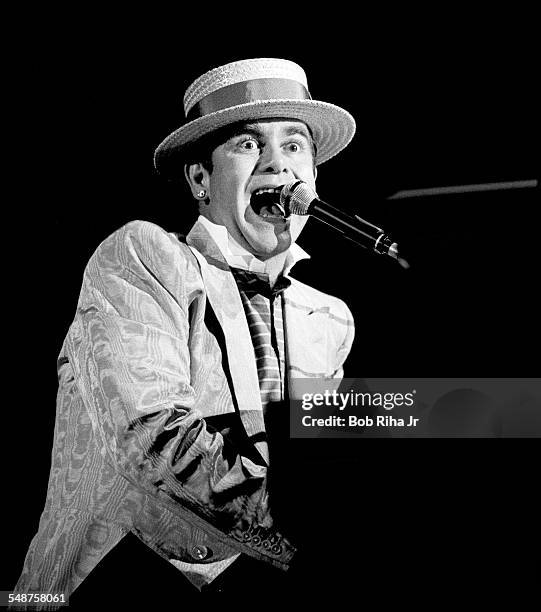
[230,267,291,297]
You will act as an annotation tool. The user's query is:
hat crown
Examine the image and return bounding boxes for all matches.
[154,57,356,174]
[183,58,309,117]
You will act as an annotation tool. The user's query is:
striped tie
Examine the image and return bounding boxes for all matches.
[230,268,290,413]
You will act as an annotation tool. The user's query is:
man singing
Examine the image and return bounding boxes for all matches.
[14,58,356,604]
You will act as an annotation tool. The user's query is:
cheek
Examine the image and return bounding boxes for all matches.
[296,161,317,187]
[208,173,236,205]
[210,161,254,199]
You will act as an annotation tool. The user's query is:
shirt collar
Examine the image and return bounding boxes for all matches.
[196,215,310,277]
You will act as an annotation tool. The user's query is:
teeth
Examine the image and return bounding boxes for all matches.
[253,187,281,196]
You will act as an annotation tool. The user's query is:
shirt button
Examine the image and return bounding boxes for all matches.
[190,545,208,560]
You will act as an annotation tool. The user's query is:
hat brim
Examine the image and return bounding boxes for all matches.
[153,99,356,176]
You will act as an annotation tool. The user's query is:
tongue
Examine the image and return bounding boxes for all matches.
[258,203,286,218]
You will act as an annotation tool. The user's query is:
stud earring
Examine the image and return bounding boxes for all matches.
[196,189,206,199]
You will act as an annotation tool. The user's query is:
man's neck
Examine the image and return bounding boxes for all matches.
[196,215,308,287]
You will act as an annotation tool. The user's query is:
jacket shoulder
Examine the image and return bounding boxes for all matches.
[95,220,194,261]
[78,220,204,317]
[86,220,201,279]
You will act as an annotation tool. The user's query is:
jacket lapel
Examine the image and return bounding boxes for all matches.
[186,221,268,465]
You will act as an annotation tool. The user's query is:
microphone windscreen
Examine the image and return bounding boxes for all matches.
[280,180,317,215]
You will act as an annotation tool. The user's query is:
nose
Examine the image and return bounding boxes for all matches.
[256,142,292,175]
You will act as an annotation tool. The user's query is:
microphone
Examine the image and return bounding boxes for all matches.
[280,180,409,268]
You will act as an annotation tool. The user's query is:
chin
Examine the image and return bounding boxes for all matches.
[250,232,291,260]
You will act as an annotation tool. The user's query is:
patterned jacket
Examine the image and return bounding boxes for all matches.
[14,219,354,603]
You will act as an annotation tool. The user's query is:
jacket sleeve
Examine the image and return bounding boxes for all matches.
[66,220,293,564]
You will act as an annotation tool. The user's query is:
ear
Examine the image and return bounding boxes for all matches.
[184,163,211,198]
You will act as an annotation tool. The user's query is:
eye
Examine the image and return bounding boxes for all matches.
[239,138,259,150]
[285,141,303,153]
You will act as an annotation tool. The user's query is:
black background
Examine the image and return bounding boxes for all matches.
[5,7,539,604]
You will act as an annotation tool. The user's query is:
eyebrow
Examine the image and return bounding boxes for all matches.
[229,125,265,140]
[282,125,312,141]
[229,123,312,142]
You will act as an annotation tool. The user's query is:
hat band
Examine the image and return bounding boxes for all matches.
[186,78,311,120]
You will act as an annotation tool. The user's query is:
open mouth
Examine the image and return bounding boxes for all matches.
[250,187,287,219]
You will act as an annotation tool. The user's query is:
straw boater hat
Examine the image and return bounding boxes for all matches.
[154,58,356,176]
